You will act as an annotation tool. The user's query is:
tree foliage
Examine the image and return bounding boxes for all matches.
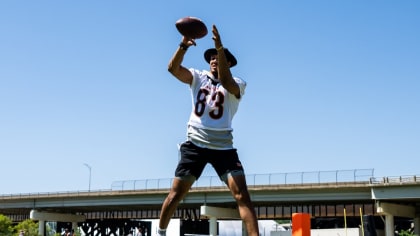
[0,214,14,236]
[399,229,417,236]
[14,219,39,236]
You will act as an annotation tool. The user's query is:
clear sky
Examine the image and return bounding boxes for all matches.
[1,0,419,194]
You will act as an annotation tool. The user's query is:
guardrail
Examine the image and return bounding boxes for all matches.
[369,175,420,184]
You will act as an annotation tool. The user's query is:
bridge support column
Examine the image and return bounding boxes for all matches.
[200,205,241,236]
[39,220,45,236]
[414,217,420,236]
[30,210,86,236]
[376,202,416,236]
[384,214,394,236]
[209,217,217,236]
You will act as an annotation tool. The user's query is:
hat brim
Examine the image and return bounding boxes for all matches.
[204,48,237,67]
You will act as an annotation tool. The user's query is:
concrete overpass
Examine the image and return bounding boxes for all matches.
[1,172,420,235]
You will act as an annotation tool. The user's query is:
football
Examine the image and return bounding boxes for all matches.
[175,16,208,39]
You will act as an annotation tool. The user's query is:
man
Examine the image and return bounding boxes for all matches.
[158,25,259,236]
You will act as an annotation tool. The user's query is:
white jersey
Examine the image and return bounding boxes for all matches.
[186,69,246,149]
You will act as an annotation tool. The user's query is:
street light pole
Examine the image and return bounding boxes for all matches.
[83,163,92,192]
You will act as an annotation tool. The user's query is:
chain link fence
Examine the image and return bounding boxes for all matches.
[111,168,375,191]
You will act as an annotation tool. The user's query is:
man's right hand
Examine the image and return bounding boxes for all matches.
[182,36,196,47]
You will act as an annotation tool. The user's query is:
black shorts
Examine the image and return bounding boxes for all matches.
[175,141,244,181]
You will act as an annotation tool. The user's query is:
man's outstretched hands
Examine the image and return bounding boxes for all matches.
[181,25,222,48]
[212,25,223,49]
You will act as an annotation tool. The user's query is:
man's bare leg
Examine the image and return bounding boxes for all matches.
[226,175,259,236]
[158,178,194,235]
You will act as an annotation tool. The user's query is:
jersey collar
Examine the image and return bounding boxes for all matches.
[205,71,220,85]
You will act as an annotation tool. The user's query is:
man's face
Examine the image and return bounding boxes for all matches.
[209,54,218,73]
[209,54,231,74]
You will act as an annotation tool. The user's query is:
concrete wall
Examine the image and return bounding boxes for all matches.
[311,228,360,236]
[270,228,385,236]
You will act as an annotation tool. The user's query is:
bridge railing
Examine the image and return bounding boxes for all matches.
[110,168,376,191]
[2,169,419,198]
[369,175,420,184]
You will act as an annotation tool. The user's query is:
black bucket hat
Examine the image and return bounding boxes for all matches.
[204,48,237,67]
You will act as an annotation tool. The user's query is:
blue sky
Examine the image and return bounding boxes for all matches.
[1,0,419,194]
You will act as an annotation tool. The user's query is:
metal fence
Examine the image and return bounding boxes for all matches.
[110,168,376,191]
[369,175,420,184]
[2,169,420,198]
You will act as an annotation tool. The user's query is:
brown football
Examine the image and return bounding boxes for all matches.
[175,16,208,39]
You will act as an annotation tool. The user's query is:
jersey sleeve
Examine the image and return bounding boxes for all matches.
[233,76,247,98]
[188,68,201,88]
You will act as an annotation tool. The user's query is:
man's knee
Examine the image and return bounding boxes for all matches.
[167,176,196,203]
[233,189,252,203]
[221,170,244,183]
[230,184,251,203]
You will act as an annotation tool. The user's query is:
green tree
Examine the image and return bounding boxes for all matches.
[399,229,417,236]
[0,214,14,236]
[14,219,39,236]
